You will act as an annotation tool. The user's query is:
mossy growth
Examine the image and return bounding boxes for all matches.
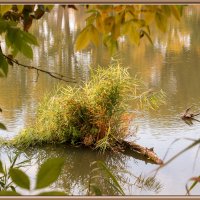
[9,63,165,151]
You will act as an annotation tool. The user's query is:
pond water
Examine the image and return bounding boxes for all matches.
[0,5,200,195]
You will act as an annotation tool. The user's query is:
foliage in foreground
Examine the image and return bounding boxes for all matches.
[0,156,66,196]
[0,146,198,196]
[0,5,53,77]
[0,153,126,196]
[9,64,165,151]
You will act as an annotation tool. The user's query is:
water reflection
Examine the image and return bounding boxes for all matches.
[22,145,162,195]
[0,5,200,195]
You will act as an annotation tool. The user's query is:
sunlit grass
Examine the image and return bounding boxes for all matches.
[9,63,165,150]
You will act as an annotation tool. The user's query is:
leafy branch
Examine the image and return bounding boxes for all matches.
[75,5,186,54]
[0,157,66,196]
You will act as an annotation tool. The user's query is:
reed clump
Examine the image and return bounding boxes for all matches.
[10,64,165,151]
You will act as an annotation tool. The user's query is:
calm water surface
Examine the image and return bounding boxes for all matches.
[0,5,200,195]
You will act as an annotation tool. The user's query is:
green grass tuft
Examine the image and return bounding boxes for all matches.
[9,63,165,151]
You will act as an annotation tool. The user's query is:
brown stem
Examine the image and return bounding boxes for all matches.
[3,54,76,83]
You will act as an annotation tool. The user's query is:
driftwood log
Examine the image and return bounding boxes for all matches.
[116,140,163,165]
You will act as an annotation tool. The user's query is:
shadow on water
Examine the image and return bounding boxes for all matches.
[19,144,162,195]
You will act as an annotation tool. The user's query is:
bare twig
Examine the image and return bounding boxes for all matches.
[3,54,77,83]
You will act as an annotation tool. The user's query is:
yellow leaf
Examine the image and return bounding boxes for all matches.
[103,35,118,55]
[97,5,112,11]
[96,15,104,32]
[103,16,115,33]
[171,5,181,21]
[125,5,135,13]
[162,5,172,17]
[44,5,54,12]
[74,27,90,51]
[0,5,12,16]
[17,5,24,13]
[115,10,125,24]
[114,5,124,12]
[143,12,155,24]
[101,11,108,21]
[128,25,140,45]
[122,21,131,34]
[155,12,168,32]
[112,23,120,40]
[89,25,99,46]
[125,11,134,22]
[86,13,96,25]
[122,21,140,45]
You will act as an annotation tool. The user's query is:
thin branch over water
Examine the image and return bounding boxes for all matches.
[3,54,77,83]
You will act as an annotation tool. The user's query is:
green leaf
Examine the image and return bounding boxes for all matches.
[22,32,38,46]
[0,20,8,34]
[0,181,5,188]
[75,26,91,51]
[9,168,30,190]
[6,27,17,47]
[6,27,36,59]
[35,158,64,189]
[38,191,66,196]
[155,12,167,32]
[0,122,6,130]
[0,161,4,174]
[0,191,20,196]
[0,50,8,77]
[20,43,33,59]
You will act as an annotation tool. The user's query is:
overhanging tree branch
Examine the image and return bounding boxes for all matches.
[3,54,77,83]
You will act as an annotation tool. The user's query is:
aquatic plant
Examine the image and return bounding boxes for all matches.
[88,160,125,195]
[10,63,165,151]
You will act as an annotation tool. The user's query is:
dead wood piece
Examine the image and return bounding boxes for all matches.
[181,107,200,120]
[117,140,163,165]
